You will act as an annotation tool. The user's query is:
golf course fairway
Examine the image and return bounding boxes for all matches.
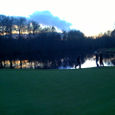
[0,67,115,115]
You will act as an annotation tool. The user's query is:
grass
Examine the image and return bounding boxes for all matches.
[0,67,115,115]
[99,48,115,53]
[106,48,115,52]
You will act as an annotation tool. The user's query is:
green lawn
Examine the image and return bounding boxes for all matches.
[106,48,115,52]
[99,48,115,54]
[0,67,115,115]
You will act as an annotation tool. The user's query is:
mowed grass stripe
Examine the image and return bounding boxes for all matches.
[0,67,115,115]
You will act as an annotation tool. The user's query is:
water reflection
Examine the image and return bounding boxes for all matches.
[82,58,114,68]
[0,54,115,69]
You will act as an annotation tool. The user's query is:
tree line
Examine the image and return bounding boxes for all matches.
[0,14,57,38]
[0,14,115,68]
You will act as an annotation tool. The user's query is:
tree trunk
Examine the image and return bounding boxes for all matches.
[9,27,12,39]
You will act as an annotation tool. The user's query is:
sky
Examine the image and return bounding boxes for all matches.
[0,0,115,36]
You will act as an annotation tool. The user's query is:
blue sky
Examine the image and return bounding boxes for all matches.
[0,0,115,36]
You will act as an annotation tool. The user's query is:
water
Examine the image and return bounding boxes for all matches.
[1,54,115,69]
[59,57,114,69]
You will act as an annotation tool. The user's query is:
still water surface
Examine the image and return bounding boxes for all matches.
[2,54,115,69]
[59,56,114,69]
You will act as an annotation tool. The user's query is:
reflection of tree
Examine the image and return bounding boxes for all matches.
[0,60,3,68]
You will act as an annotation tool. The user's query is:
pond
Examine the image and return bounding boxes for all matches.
[1,53,115,69]
[59,56,115,69]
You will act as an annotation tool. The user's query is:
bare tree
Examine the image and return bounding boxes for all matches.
[5,16,15,38]
[31,21,40,35]
[15,17,27,38]
[0,15,7,36]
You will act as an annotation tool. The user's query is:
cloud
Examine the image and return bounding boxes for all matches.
[29,11,72,31]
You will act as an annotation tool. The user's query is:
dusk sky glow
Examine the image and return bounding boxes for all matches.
[1,0,115,36]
